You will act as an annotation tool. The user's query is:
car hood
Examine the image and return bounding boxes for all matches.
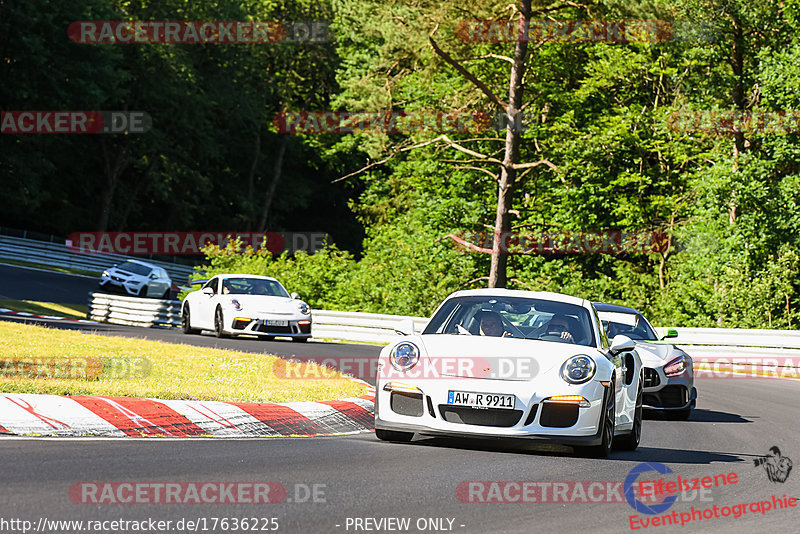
[633,341,684,367]
[414,334,596,382]
[223,294,304,313]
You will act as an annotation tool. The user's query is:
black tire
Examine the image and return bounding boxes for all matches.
[181,305,199,335]
[616,377,643,451]
[581,384,615,458]
[292,337,309,343]
[214,307,229,338]
[375,429,414,442]
[137,286,147,297]
[161,289,171,300]
[261,336,275,341]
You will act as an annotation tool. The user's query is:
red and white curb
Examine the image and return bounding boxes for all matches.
[0,308,98,324]
[0,391,375,438]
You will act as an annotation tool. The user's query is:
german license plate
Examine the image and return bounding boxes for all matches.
[447,390,515,410]
[266,319,288,327]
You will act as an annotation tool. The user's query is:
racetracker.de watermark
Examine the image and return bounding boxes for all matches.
[0,111,151,134]
[68,21,330,44]
[0,356,151,380]
[456,20,713,43]
[69,482,325,504]
[273,356,538,382]
[272,110,530,134]
[456,479,716,504]
[693,358,800,379]
[66,231,328,256]
[667,110,800,134]
[448,230,670,255]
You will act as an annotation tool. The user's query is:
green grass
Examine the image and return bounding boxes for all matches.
[0,258,101,277]
[0,321,367,402]
[0,299,88,319]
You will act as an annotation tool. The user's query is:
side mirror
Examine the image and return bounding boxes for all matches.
[149,273,158,280]
[202,287,214,295]
[394,318,415,336]
[609,334,636,355]
[662,328,678,339]
[291,292,300,300]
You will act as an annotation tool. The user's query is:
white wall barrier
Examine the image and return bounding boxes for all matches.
[88,292,181,328]
[84,292,800,372]
[311,310,428,344]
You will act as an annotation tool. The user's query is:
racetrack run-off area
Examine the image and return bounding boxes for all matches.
[0,392,375,438]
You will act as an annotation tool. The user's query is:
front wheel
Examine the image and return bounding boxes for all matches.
[214,307,230,338]
[375,429,414,442]
[292,337,309,343]
[580,385,615,458]
[616,378,643,451]
[181,305,200,335]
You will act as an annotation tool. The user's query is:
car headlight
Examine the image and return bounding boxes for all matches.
[560,355,596,384]
[390,342,420,371]
[297,302,310,315]
[102,270,109,277]
[231,299,242,311]
[664,355,687,376]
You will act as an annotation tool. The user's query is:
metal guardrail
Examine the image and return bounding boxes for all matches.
[88,292,181,328]
[0,235,196,283]
[86,292,428,341]
[311,310,428,344]
[83,292,800,367]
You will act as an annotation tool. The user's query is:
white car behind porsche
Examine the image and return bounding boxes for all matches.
[181,274,312,342]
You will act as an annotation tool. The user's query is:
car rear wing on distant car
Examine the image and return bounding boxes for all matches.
[189,279,208,286]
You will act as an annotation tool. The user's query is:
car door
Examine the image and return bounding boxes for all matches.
[591,304,627,421]
[157,268,171,296]
[195,277,219,328]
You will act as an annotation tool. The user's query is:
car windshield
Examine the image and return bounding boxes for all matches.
[423,295,597,347]
[220,277,290,297]
[115,262,152,276]
[598,311,659,341]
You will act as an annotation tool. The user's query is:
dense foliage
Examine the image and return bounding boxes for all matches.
[4,0,800,327]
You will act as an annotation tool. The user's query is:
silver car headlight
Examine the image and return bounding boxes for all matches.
[561,355,596,384]
[231,299,243,311]
[664,355,687,377]
[390,342,420,371]
[102,270,109,277]
[297,302,310,315]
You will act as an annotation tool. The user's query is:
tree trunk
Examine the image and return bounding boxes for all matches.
[246,131,261,231]
[96,139,130,232]
[257,135,289,232]
[488,0,531,288]
[729,10,745,224]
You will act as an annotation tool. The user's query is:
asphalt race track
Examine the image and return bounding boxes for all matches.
[2,378,799,533]
[0,263,98,304]
[1,265,799,533]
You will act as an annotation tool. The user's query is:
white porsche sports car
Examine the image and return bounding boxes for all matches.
[181,274,312,342]
[375,289,644,457]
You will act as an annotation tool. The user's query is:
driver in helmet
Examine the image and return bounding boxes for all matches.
[546,314,576,343]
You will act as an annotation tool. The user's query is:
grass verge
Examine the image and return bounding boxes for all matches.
[0,299,88,320]
[0,322,367,402]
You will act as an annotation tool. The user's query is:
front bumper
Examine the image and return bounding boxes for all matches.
[374,377,609,446]
[228,315,311,338]
[642,366,696,410]
[99,277,145,296]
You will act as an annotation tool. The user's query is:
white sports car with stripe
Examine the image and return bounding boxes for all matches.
[374,289,644,457]
[181,274,311,342]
